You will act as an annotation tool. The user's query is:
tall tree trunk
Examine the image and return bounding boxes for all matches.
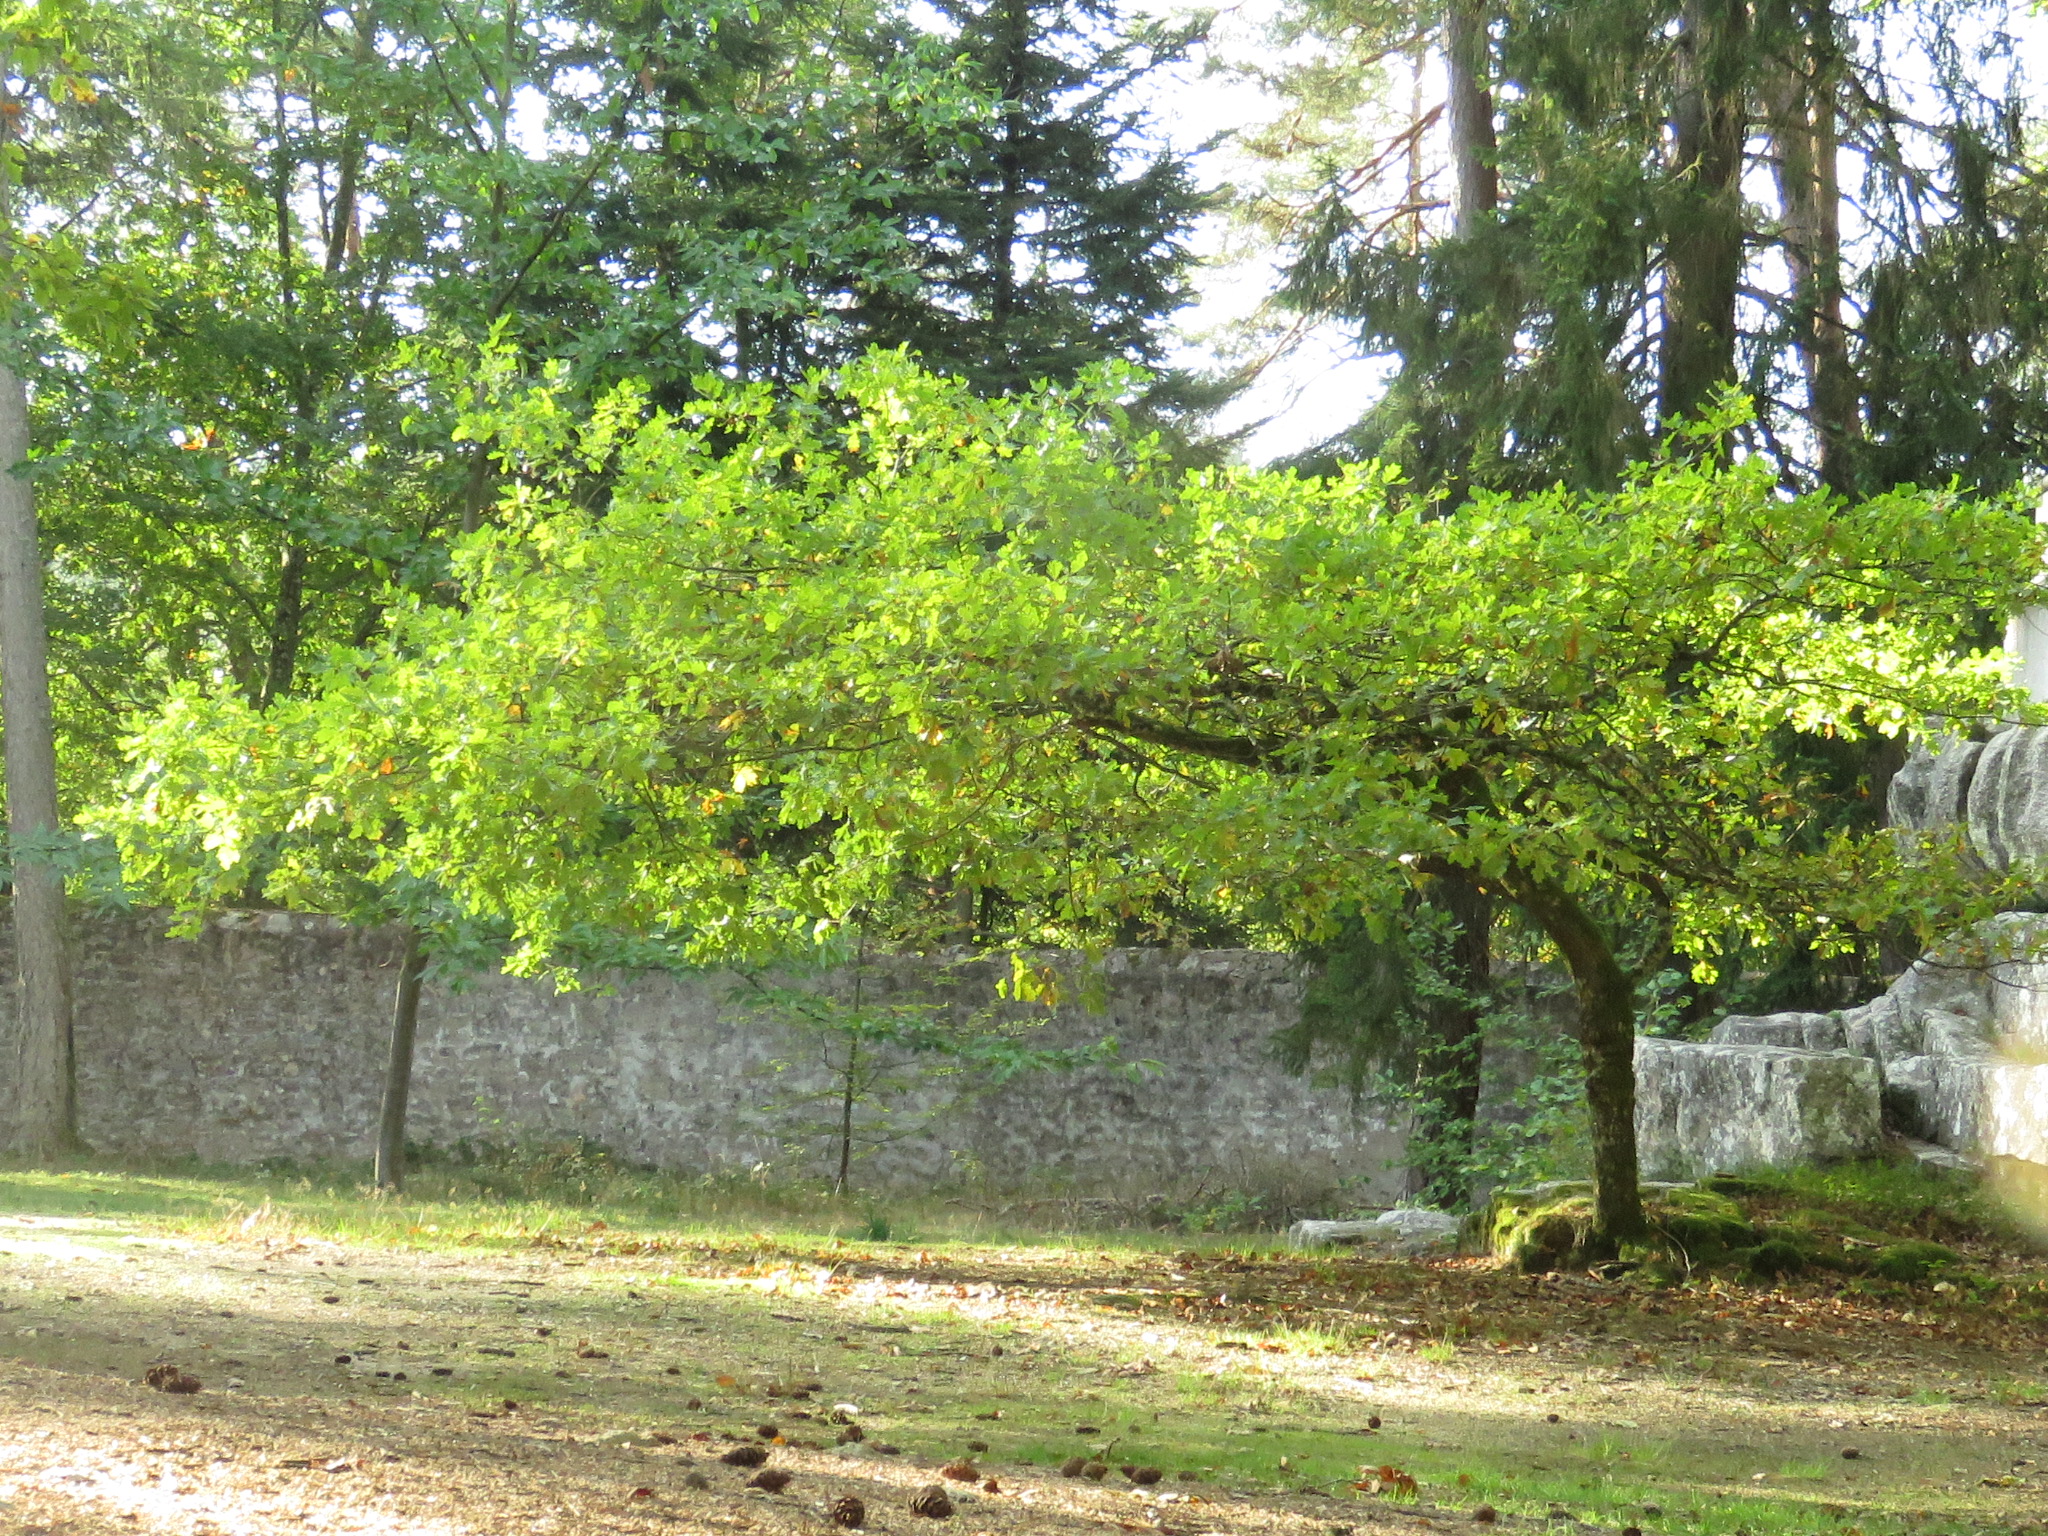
[1438,1,1504,506]
[989,0,1027,342]
[374,926,427,1190]
[1410,875,1491,1207]
[1768,2,1857,490]
[0,362,75,1160]
[1507,874,1643,1253]
[0,52,77,1160]
[1660,0,1750,425]
[1444,1,1498,239]
[260,540,307,707]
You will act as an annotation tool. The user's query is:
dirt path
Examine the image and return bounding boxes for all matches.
[0,1212,2043,1536]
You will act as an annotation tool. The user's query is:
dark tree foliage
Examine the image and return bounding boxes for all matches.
[843,0,1211,397]
[1254,0,2048,502]
[30,0,1220,808]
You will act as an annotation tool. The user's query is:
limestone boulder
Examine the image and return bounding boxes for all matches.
[1881,1055,1989,1149]
[1921,1008,1994,1059]
[1889,734,1985,845]
[1968,728,2048,873]
[1887,1054,2048,1165]
[1708,1013,1844,1051]
[1286,1207,1462,1254]
[1886,951,1993,1030]
[1979,913,2048,1057]
[1981,1062,2048,1164]
[1634,1038,1884,1182]
[1900,1137,1979,1177]
[1890,727,2048,875]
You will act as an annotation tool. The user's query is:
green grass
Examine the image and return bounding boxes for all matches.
[1710,1163,2015,1247]
[0,1157,1294,1259]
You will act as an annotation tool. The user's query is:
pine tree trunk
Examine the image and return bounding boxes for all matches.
[989,0,1027,343]
[374,927,427,1190]
[1444,1,1498,238]
[1659,0,1749,425]
[0,361,76,1160]
[1768,2,1857,489]
[1438,1,1505,503]
[1507,874,1643,1253]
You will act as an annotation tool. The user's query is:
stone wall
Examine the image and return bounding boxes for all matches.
[7,911,1410,1203]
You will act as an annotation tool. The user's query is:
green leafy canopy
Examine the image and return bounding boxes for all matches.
[104,351,2048,983]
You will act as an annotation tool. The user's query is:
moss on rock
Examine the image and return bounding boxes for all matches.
[1869,1240,1959,1284]
[1743,1238,1808,1281]
[1485,1185,1755,1273]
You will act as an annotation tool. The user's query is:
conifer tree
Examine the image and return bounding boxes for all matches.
[1245,0,2048,500]
[842,0,1209,396]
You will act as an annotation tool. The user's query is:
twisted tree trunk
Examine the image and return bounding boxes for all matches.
[1507,874,1643,1252]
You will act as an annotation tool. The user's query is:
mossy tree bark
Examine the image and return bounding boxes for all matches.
[1506,874,1644,1252]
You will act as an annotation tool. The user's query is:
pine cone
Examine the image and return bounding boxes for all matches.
[143,1364,201,1394]
[720,1445,769,1467]
[908,1485,954,1519]
[1130,1467,1163,1486]
[830,1495,867,1528]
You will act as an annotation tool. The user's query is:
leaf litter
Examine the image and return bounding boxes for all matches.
[0,1209,2046,1535]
